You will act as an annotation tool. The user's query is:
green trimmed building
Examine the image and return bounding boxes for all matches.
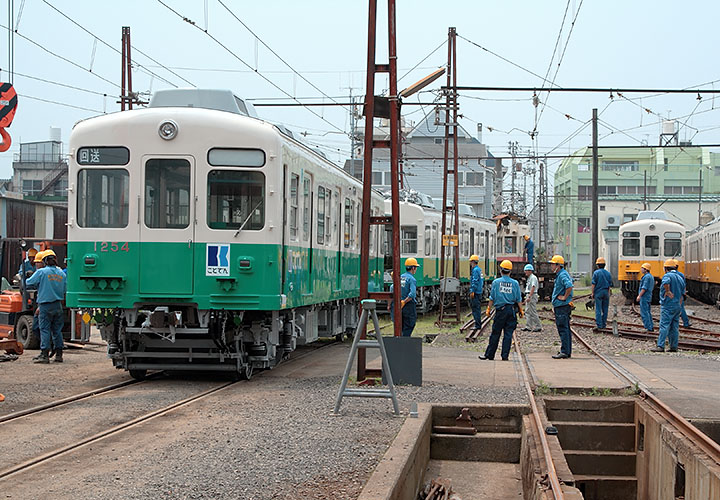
[553,146,720,275]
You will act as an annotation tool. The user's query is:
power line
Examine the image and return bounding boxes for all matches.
[157,0,349,137]
[41,0,192,88]
[1,23,120,89]
[19,93,105,113]
[216,0,348,112]
[450,86,720,94]
[13,70,109,96]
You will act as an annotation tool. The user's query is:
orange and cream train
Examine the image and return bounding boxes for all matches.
[618,211,685,303]
[685,216,720,306]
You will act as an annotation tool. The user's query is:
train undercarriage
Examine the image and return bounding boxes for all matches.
[90,300,359,380]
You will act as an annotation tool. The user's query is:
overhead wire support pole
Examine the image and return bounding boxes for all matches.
[591,108,599,267]
[437,27,461,326]
[357,0,402,382]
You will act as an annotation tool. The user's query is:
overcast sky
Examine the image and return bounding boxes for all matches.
[1,0,718,189]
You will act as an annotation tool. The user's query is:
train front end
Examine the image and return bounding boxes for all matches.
[67,98,286,380]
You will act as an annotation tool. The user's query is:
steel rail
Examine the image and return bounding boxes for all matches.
[0,377,149,424]
[513,335,566,499]
[629,304,720,337]
[0,341,340,480]
[570,327,720,466]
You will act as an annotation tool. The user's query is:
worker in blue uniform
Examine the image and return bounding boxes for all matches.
[550,255,573,359]
[478,260,522,361]
[635,263,655,332]
[18,247,38,278]
[397,257,419,337]
[26,249,67,364]
[590,257,613,330]
[469,254,484,337]
[672,259,691,327]
[651,259,683,352]
[523,235,534,264]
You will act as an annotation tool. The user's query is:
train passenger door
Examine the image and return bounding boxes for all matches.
[303,174,314,295]
[139,156,195,295]
[335,188,342,292]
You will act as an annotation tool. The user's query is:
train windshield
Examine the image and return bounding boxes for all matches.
[77,169,129,228]
[664,232,683,257]
[644,235,659,257]
[622,231,640,256]
[207,170,265,230]
[503,236,517,254]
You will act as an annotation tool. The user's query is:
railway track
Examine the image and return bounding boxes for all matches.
[0,341,339,480]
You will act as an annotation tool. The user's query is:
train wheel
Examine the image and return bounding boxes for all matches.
[15,315,40,349]
[129,369,147,381]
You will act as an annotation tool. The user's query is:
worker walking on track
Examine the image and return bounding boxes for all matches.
[26,250,66,364]
[550,255,573,359]
[478,260,522,361]
[469,255,484,337]
[522,264,542,332]
[636,263,655,332]
[591,257,613,330]
[523,235,534,264]
[652,259,683,353]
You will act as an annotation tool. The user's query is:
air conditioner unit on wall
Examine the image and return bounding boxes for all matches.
[606,215,621,227]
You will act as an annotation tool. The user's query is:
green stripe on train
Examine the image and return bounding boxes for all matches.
[66,241,384,310]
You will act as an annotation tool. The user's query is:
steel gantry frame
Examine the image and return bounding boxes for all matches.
[437,27,461,326]
[357,0,402,381]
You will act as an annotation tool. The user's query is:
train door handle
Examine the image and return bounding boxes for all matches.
[188,239,192,248]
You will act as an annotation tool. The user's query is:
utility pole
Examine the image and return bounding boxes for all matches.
[437,26,461,325]
[508,141,518,213]
[643,170,648,210]
[591,108,599,269]
[698,168,703,226]
[538,158,549,254]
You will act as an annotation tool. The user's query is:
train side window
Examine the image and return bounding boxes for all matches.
[356,204,361,249]
[303,178,310,241]
[425,225,431,255]
[432,223,438,256]
[504,236,516,254]
[402,225,418,254]
[289,174,299,239]
[77,169,130,228]
[146,159,191,229]
[664,232,682,257]
[622,231,640,257]
[207,170,264,230]
[317,187,325,244]
[344,198,352,248]
[325,190,332,244]
[644,235,659,257]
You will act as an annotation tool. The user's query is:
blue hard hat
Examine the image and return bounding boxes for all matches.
[524,264,534,271]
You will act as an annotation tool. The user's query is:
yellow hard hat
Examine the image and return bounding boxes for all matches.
[404,257,419,268]
[596,257,606,264]
[500,260,513,270]
[469,254,480,262]
[671,259,680,267]
[34,250,47,263]
[28,248,38,257]
[43,249,57,258]
[550,255,565,265]
[641,263,652,271]
[664,259,676,267]
[524,235,530,240]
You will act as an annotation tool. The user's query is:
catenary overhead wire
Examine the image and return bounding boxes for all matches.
[157,0,349,137]
[41,0,192,88]
[216,0,349,113]
[13,70,108,97]
[19,93,104,113]
[1,23,120,90]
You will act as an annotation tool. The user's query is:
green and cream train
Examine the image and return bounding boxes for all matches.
[67,89,386,380]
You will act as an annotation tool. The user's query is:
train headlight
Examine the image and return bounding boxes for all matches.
[158,120,178,140]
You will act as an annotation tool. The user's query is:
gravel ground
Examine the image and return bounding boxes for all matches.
[2,345,527,500]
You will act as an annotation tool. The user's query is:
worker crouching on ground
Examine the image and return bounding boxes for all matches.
[591,257,613,330]
[390,257,419,337]
[522,264,542,332]
[636,263,654,332]
[478,260,522,361]
[468,254,484,338]
[550,255,573,359]
[651,259,683,353]
[25,250,67,364]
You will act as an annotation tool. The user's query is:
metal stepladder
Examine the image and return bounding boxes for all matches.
[333,300,400,416]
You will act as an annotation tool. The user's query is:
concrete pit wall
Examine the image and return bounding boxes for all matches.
[635,400,720,500]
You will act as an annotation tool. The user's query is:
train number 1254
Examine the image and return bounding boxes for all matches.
[94,241,130,252]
